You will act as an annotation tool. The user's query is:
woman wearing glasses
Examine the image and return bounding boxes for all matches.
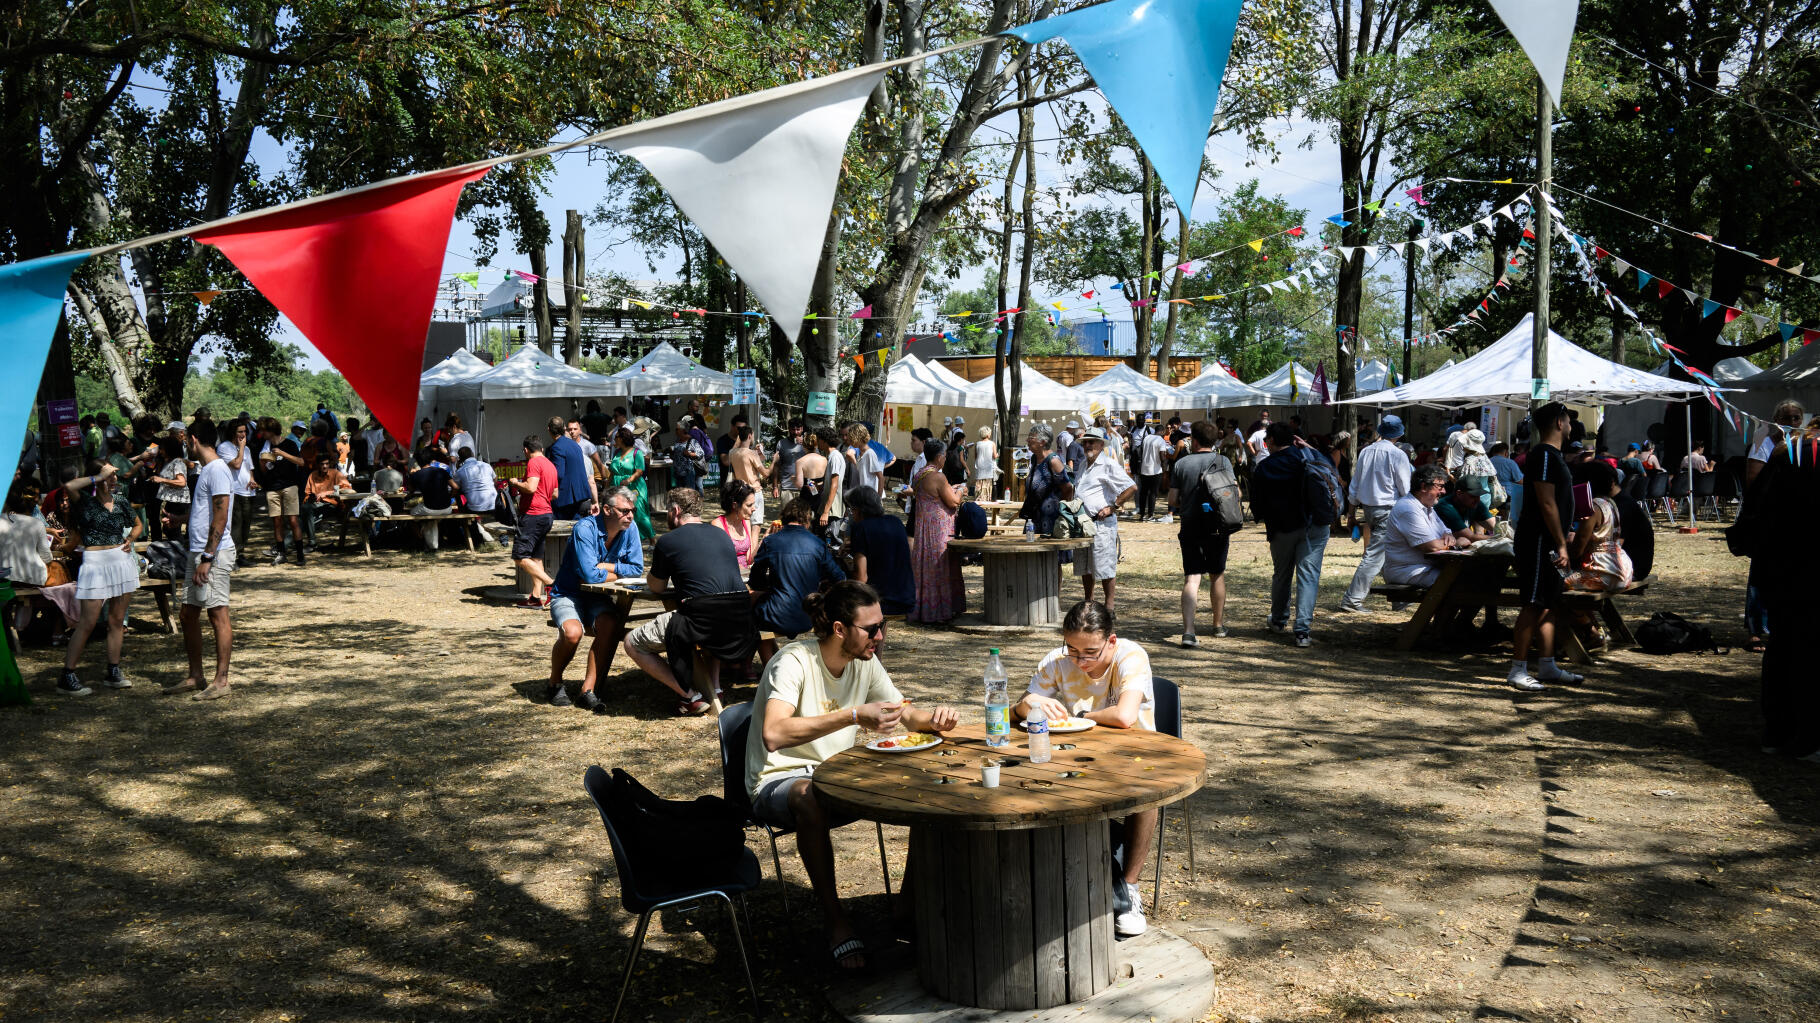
[1012,600,1157,940]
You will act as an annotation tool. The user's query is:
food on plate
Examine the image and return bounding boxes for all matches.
[875,732,938,749]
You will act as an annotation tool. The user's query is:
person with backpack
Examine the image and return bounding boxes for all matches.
[1167,420,1240,645]
[1250,423,1342,648]
[1073,428,1137,612]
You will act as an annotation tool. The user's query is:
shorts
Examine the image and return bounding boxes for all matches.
[1075,521,1120,578]
[626,610,675,653]
[513,513,554,560]
[264,486,300,518]
[1178,530,1231,577]
[750,491,766,527]
[1515,534,1563,608]
[550,592,613,630]
[182,548,236,609]
[751,766,858,830]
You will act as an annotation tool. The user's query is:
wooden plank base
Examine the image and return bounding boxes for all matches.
[980,550,1065,628]
[830,926,1216,1023]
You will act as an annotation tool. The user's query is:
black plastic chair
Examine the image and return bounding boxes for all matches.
[716,702,892,914]
[1642,472,1671,521]
[1665,473,1690,525]
[1692,469,1720,520]
[1149,677,1196,915]
[582,765,761,1023]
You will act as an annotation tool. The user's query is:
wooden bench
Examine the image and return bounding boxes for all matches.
[337,511,483,556]
[4,577,177,652]
[1556,575,1654,662]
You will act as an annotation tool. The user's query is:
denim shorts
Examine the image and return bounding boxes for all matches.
[549,592,612,629]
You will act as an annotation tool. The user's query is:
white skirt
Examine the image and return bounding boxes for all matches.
[75,546,141,601]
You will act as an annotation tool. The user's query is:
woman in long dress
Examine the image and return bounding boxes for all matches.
[608,428,654,541]
[910,439,965,624]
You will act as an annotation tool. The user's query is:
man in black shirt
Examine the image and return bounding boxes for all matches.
[407,458,456,551]
[623,487,749,713]
[1167,420,1233,645]
[256,416,308,566]
[1510,402,1584,692]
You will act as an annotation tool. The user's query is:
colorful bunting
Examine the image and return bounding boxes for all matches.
[454,272,480,289]
[1326,215,1352,228]
[849,304,874,319]
[1246,239,1263,253]
[1006,0,1246,210]
[0,251,93,487]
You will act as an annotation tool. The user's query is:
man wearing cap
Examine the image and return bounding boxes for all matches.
[1074,427,1137,611]
[1339,416,1413,612]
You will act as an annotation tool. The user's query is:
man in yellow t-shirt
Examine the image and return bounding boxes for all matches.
[746,580,958,971]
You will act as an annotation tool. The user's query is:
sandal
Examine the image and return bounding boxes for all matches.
[829,936,868,972]
[1747,636,1767,653]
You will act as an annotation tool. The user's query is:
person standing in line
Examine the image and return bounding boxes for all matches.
[545,415,597,521]
[1339,416,1412,613]
[969,425,1000,500]
[216,418,256,551]
[1508,402,1585,693]
[256,416,307,566]
[1742,400,1804,654]
[807,427,846,532]
[727,425,768,529]
[909,440,965,624]
[169,420,237,700]
[1133,425,1171,523]
[55,463,143,695]
[772,418,807,501]
[1073,428,1136,612]
[510,435,559,609]
[1167,420,1233,645]
[1249,423,1335,648]
[607,426,655,541]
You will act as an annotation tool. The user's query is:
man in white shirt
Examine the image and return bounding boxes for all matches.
[746,581,957,971]
[1381,465,1464,587]
[1247,414,1272,463]
[359,423,387,468]
[1443,419,1477,474]
[172,420,237,701]
[214,418,257,550]
[454,447,503,544]
[1340,416,1414,612]
[1073,428,1137,611]
[1134,429,1172,522]
[1746,400,1805,485]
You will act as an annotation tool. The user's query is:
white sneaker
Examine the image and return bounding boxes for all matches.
[1537,667,1584,685]
[1508,674,1546,692]
[1114,879,1148,936]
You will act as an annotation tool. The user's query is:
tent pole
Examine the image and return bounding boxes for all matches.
[1532,74,1552,415]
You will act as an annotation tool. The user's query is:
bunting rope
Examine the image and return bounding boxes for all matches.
[1550,183,1818,287]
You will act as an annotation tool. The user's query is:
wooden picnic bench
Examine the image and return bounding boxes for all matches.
[334,506,482,556]
[4,577,177,652]
[1380,549,1523,653]
[1556,574,1655,662]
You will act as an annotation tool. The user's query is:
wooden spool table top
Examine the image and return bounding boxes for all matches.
[813,723,1204,832]
[945,536,1092,554]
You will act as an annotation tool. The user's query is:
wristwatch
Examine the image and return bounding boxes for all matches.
[198,552,215,563]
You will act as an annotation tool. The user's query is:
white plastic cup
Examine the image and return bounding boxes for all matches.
[980,764,1001,788]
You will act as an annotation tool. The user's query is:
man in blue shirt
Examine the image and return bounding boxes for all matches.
[545,485,644,711]
[750,497,846,663]
[1489,441,1524,523]
[545,415,597,520]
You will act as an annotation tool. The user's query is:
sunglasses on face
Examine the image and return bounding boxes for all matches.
[847,620,887,639]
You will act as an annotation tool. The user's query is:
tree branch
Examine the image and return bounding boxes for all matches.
[985,80,1094,119]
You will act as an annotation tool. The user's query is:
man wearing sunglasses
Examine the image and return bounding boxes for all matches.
[544,486,644,711]
[747,580,959,972]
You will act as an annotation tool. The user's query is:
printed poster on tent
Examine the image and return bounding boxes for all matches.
[807,391,837,416]
[732,368,758,404]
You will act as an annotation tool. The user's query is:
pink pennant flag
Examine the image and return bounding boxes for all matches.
[849,304,873,319]
[194,165,489,441]
[513,269,538,282]
[1405,186,1429,206]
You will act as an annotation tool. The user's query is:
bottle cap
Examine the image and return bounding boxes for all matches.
[990,648,999,654]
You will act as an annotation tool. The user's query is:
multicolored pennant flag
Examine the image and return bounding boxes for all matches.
[455,272,480,289]
[1701,298,1721,319]
[513,269,538,282]
[606,65,887,343]
[1485,0,1580,108]
[849,304,873,319]
[1326,215,1352,228]
[1247,239,1263,253]
[0,251,93,487]
[193,165,488,441]
[1005,0,1245,211]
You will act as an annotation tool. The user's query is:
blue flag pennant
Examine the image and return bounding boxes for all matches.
[1701,298,1722,319]
[1636,269,1653,290]
[1326,214,1353,228]
[1780,322,1798,342]
[0,251,94,487]
[1005,0,1244,213]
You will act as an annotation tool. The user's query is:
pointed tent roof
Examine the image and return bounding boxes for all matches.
[1736,342,1820,418]
[1249,361,1318,406]
[1354,359,1391,393]
[603,341,735,397]
[438,343,620,402]
[922,357,977,393]
[964,362,1089,413]
[1175,362,1272,406]
[1075,363,1192,411]
[419,348,492,403]
[885,354,977,406]
[1343,314,1709,408]
[1651,356,1760,383]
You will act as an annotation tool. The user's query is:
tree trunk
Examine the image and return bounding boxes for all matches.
[1157,209,1189,383]
[528,246,553,354]
[1009,76,1039,478]
[703,243,731,372]
[1132,158,1157,375]
[801,214,842,428]
[562,209,584,365]
[993,105,1027,450]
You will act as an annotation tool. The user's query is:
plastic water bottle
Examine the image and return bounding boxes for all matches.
[984,649,1010,748]
[1027,705,1052,764]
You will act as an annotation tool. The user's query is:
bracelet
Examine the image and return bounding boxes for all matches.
[851,707,858,726]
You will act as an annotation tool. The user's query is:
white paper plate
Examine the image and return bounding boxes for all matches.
[1019,717,1095,733]
[866,734,943,753]
[615,576,646,586]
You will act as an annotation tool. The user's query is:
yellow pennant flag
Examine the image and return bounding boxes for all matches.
[1247,239,1263,252]
[193,290,223,305]
[630,300,652,309]
[1050,301,1066,310]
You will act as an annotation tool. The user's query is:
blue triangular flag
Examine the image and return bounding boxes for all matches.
[0,251,93,487]
[1110,282,1124,290]
[1636,269,1652,290]
[1005,0,1244,211]
[1326,214,1353,228]
[1701,298,1721,318]
[1780,322,1797,342]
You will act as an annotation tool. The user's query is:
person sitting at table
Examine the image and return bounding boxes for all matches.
[623,487,752,715]
[846,487,912,616]
[1435,481,1496,541]
[407,456,456,551]
[1563,460,1633,593]
[453,446,505,545]
[712,479,759,570]
[1011,599,1157,938]
[544,485,645,712]
[750,497,846,664]
[302,453,351,543]
[1382,466,1468,589]
[746,580,959,971]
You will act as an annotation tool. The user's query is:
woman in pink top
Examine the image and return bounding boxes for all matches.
[713,479,758,569]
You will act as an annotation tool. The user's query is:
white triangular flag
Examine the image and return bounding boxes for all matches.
[1612,257,1632,276]
[1390,242,1407,258]
[1485,0,1581,109]
[1436,232,1456,250]
[1414,238,1432,254]
[1788,262,1804,276]
[1684,289,1701,307]
[1752,313,1771,332]
[1358,245,1379,261]
[606,66,887,342]
[1336,246,1355,261]
[1478,216,1496,230]
[1496,204,1516,222]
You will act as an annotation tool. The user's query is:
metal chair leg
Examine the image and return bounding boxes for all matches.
[610,910,654,1023]
[1151,811,1167,916]
[766,830,788,914]
[875,821,892,897]
[718,892,761,1018]
[1186,804,1196,877]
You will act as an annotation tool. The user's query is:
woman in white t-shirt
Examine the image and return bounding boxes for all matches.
[970,425,999,499]
[1013,599,1157,938]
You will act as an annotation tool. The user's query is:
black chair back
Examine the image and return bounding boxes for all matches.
[1668,474,1691,499]
[1644,473,1670,501]
[1152,677,1183,740]
[583,765,652,912]
[717,703,756,814]
[1693,471,1716,497]
[1622,473,1646,501]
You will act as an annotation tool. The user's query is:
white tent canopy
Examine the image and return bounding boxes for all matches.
[417,348,493,425]
[885,354,979,406]
[1736,343,1820,420]
[1075,363,1191,412]
[1354,359,1391,393]
[1175,362,1271,406]
[964,362,1089,413]
[438,345,621,460]
[922,357,977,395]
[1344,314,1710,409]
[1249,361,1319,406]
[603,341,734,397]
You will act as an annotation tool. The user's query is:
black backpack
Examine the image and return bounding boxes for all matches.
[1636,612,1724,655]
[1192,454,1245,533]
[144,540,188,580]
[1301,451,1344,527]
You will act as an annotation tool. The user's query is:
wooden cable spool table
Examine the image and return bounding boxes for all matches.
[945,536,1092,627]
[813,723,1205,1010]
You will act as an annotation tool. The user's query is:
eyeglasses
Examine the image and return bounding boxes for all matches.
[846,620,887,638]
[1065,644,1108,663]
[609,504,635,516]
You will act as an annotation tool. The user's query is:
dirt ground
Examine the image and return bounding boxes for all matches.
[2,514,1816,1023]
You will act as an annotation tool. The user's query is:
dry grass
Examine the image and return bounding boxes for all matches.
[2,517,1816,1023]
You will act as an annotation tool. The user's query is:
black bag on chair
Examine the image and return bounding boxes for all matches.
[600,768,748,893]
[144,540,187,580]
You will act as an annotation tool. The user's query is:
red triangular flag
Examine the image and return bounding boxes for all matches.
[849,304,873,319]
[1594,246,1609,259]
[1723,307,1740,324]
[1656,280,1674,299]
[1287,226,1304,237]
[854,353,865,371]
[1805,329,1818,346]
[194,166,488,440]
[1081,290,1095,299]
[1765,256,1781,267]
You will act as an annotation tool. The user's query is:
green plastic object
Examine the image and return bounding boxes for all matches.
[0,582,28,707]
